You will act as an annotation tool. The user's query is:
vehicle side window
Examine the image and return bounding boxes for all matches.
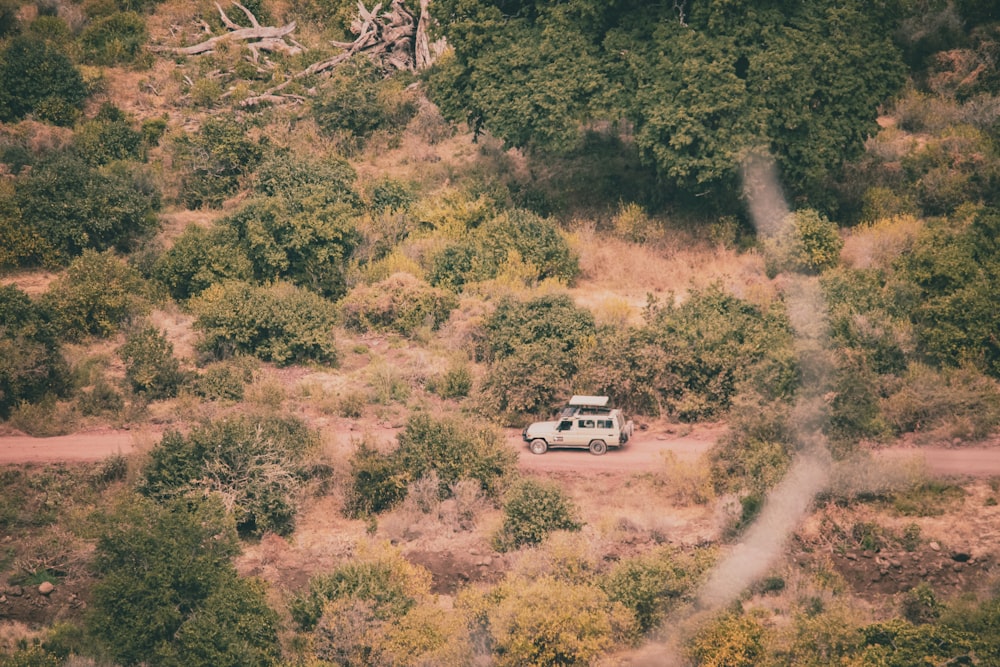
[598,419,611,428]
[558,420,573,432]
[581,420,595,428]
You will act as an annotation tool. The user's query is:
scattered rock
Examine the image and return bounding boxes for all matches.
[929,541,941,551]
[38,582,54,596]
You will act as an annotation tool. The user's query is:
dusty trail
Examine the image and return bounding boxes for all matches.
[2,424,999,477]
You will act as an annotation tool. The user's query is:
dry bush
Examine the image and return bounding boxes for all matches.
[507,530,600,585]
[841,214,923,269]
[440,478,488,531]
[656,451,715,506]
[7,397,78,436]
[244,376,287,411]
[824,453,928,503]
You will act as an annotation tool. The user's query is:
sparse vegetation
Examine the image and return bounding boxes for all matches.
[0,1,999,665]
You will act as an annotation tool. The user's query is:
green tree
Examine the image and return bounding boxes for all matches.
[40,249,150,340]
[150,223,252,301]
[0,286,68,418]
[88,495,280,667]
[119,326,183,399]
[428,0,906,206]
[140,415,318,536]
[893,208,1000,377]
[13,152,160,265]
[0,35,87,124]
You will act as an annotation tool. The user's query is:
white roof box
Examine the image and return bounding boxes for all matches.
[568,395,609,407]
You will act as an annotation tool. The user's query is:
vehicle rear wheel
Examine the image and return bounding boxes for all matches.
[589,440,607,455]
[529,438,548,455]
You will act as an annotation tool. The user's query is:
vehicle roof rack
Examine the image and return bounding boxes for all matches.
[567,395,609,407]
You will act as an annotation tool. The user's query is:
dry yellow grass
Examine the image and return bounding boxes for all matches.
[567,224,775,322]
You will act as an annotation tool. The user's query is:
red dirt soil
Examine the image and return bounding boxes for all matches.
[2,423,999,477]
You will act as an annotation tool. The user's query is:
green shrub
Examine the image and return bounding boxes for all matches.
[80,11,147,65]
[483,293,595,362]
[882,363,1000,438]
[221,196,362,300]
[0,0,19,38]
[0,643,62,667]
[343,413,516,518]
[476,209,579,284]
[88,494,280,667]
[343,439,409,518]
[600,545,712,633]
[902,125,999,216]
[14,152,160,265]
[190,280,339,366]
[194,357,256,401]
[252,150,360,206]
[763,209,844,277]
[312,55,418,151]
[638,285,796,421]
[40,249,150,340]
[0,285,69,418]
[394,412,517,498]
[893,208,1000,377]
[140,414,319,536]
[77,377,125,417]
[339,273,458,337]
[119,326,183,399]
[901,582,943,624]
[0,36,87,124]
[366,176,417,213]
[485,576,634,666]
[173,117,266,209]
[72,108,145,165]
[427,210,578,289]
[480,342,575,422]
[687,611,769,667]
[429,359,473,399]
[290,544,430,631]
[494,478,582,552]
[940,589,1000,665]
[708,396,793,496]
[151,223,252,301]
[856,619,975,666]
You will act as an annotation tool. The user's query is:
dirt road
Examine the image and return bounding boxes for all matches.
[2,423,999,478]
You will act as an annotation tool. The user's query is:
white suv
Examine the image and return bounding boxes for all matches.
[522,396,634,455]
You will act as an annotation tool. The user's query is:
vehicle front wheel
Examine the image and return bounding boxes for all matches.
[589,440,607,455]
[529,439,548,455]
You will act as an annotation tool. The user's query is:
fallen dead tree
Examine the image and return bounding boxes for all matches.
[152,0,437,108]
[239,0,435,107]
[150,1,303,60]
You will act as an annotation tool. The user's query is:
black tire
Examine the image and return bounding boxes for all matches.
[530,438,548,455]
[589,440,607,455]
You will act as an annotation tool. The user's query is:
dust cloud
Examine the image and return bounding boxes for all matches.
[610,153,836,666]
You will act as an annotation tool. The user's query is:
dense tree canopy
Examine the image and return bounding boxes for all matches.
[427,0,907,206]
